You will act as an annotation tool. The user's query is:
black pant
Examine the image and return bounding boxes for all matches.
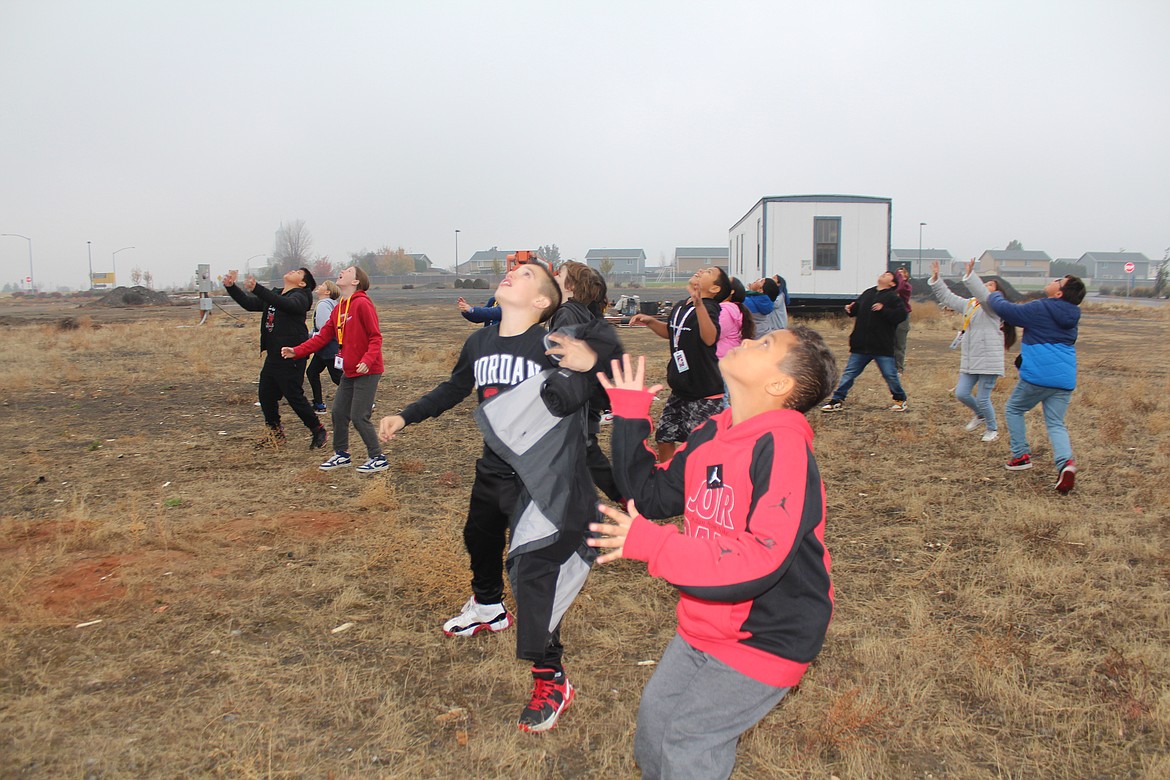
[463,460,520,606]
[307,353,342,405]
[258,356,321,432]
[586,412,623,503]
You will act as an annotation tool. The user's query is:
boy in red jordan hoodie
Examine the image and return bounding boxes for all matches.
[589,326,839,779]
[284,266,387,474]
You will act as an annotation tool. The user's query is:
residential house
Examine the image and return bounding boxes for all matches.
[585,248,646,275]
[461,247,514,275]
[674,247,730,274]
[890,248,956,278]
[407,253,433,272]
[1079,251,1151,281]
[977,250,1052,279]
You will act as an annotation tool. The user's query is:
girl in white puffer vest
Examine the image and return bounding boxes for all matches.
[928,259,1016,441]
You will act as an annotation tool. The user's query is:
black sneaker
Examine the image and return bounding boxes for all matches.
[517,667,574,733]
[310,426,328,450]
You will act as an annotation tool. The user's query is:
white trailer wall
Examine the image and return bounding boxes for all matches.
[729,196,891,299]
[728,200,766,281]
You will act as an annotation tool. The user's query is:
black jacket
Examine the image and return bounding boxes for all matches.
[847,286,907,356]
[548,302,625,416]
[225,282,312,357]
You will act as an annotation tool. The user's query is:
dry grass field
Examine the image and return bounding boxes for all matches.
[1,295,1168,779]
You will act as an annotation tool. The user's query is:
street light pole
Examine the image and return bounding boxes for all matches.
[918,222,927,276]
[87,241,93,290]
[1,233,33,291]
[455,229,461,275]
[244,254,267,275]
[112,246,135,286]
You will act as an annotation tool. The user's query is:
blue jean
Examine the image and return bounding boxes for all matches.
[831,353,906,403]
[955,373,999,431]
[1004,379,1073,469]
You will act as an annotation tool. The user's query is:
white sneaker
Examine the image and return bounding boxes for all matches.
[981,430,999,442]
[319,452,352,470]
[443,596,513,637]
[356,455,389,474]
[889,401,909,412]
[965,416,986,432]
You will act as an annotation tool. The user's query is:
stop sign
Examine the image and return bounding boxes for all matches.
[1125,262,1135,273]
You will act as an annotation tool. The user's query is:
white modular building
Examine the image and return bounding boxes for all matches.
[728,195,892,301]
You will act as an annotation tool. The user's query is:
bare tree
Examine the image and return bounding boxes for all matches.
[143,270,154,289]
[538,244,561,265]
[273,220,314,273]
[600,257,615,278]
[130,267,143,286]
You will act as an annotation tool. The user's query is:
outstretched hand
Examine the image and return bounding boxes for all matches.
[588,500,640,564]
[597,354,663,396]
[930,260,940,282]
[280,347,296,359]
[378,415,405,442]
[544,331,598,373]
[965,258,976,277]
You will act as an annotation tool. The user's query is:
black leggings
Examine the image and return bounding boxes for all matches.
[307,353,342,405]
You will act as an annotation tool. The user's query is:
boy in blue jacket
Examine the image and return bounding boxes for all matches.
[986,274,1085,493]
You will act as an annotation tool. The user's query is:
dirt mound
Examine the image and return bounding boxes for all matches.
[87,286,172,307]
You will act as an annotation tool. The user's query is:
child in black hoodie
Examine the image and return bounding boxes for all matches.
[224,267,327,449]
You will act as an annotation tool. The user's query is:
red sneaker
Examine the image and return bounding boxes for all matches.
[1055,460,1077,494]
[517,667,575,733]
[1005,454,1033,471]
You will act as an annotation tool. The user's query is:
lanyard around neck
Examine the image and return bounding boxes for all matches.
[670,301,696,351]
[335,296,354,345]
[961,298,980,332]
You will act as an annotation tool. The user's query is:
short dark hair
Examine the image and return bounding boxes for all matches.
[778,326,839,413]
[529,262,562,323]
[760,277,780,302]
[1060,275,1086,306]
[299,268,316,291]
[353,266,371,292]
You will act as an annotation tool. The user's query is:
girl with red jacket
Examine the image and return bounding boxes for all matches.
[284,266,387,474]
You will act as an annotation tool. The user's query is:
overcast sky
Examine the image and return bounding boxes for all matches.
[2,0,1167,289]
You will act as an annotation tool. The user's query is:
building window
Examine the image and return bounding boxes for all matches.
[814,217,841,270]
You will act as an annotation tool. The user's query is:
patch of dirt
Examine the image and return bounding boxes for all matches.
[213,511,360,542]
[24,548,194,618]
[32,554,132,615]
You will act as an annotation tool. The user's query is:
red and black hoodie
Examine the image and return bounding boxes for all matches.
[608,387,833,688]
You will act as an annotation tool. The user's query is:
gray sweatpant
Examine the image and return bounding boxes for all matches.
[331,373,382,458]
[635,633,790,780]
